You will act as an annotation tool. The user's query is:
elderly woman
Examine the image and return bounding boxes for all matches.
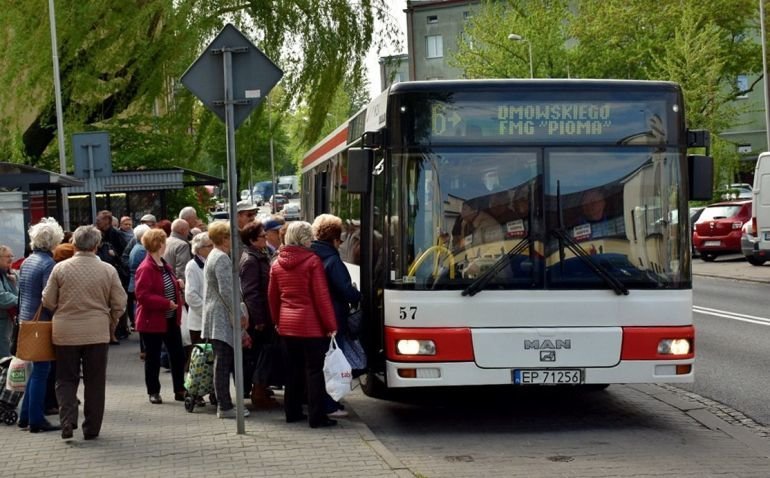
[239,221,280,409]
[134,228,186,405]
[269,221,337,428]
[128,224,151,333]
[310,214,362,418]
[202,221,249,419]
[43,226,126,440]
[0,245,19,358]
[185,232,213,348]
[17,218,64,433]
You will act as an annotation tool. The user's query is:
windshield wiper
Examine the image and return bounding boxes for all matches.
[552,180,628,296]
[461,234,531,297]
[549,228,629,296]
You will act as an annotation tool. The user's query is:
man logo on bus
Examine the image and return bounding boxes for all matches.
[523,339,571,350]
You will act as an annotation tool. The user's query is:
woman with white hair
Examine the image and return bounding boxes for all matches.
[43,225,126,440]
[268,221,337,428]
[17,217,64,433]
[128,224,151,333]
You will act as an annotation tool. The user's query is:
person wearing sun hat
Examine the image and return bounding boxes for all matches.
[236,200,258,231]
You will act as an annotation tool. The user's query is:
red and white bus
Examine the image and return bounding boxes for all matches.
[302,79,712,396]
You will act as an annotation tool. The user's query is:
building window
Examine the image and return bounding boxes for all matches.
[738,144,752,154]
[463,11,472,19]
[736,75,749,98]
[394,72,402,83]
[427,15,438,24]
[426,35,443,58]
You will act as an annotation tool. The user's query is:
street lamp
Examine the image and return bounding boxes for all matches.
[508,33,533,79]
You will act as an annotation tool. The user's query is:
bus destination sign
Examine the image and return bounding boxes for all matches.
[425,98,669,145]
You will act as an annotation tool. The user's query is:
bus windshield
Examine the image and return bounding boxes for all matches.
[392,146,687,291]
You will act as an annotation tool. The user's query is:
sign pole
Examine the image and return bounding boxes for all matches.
[86,144,98,223]
[221,46,247,434]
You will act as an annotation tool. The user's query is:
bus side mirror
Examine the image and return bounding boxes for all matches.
[688,155,713,201]
[347,148,373,194]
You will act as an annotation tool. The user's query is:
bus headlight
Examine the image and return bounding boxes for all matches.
[396,339,436,355]
[657,338,691,355]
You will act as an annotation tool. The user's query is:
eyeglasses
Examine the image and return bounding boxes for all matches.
[200,244,214,249]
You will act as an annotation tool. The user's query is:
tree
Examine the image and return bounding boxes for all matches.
[0,0,399,168]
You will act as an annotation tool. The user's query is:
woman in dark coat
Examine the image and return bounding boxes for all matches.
[134,228,185,405]
[310,214,361,417]
[239,221,280,408]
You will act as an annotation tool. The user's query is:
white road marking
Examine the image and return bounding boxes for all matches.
[693,305,770,326]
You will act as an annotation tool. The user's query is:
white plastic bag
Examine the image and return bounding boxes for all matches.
[180,306,191,347]
[6,357,31,393]
[323,336,352,401]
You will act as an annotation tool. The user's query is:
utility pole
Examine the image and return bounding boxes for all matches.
[49,0,69,229]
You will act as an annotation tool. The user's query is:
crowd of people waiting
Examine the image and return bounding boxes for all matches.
[0,199,362,439]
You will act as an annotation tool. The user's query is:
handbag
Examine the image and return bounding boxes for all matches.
[345,306,363,338]
[16,305,56,362]
[336,333,367,370]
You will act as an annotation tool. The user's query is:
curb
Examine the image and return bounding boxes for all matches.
[693,272,770,285]
[346,402,415,477]
[629,384,770,459]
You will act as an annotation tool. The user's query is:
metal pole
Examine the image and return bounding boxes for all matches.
[48,0,69,229]
[222,47,246,434]
[268,97,277,214]
[86,145,97,224]
[761,0,770,149]
[527,41,534,79]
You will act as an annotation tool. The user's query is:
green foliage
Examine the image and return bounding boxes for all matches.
[0,0,398,171]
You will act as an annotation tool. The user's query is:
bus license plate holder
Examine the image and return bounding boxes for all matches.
[513,369,584,385]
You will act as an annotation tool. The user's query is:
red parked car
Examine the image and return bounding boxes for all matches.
[692,200,752,262]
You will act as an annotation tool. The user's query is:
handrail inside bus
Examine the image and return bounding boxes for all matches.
[407,245,456,280]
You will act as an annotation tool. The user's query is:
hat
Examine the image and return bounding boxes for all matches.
[263,219,282,231]
[237,200,258,213]
[140,214,157,224]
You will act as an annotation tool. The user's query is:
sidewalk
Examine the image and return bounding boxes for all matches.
[692,254,770,284]
[1,336,407,478]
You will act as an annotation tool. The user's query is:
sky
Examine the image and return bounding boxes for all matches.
[365,1,408,98]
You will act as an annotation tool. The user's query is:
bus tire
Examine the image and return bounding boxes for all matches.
[360,370,388,399]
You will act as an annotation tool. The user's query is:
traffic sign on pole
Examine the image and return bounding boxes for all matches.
[181,23,283,435]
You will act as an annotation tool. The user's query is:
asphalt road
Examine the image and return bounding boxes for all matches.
[678,271,770,426]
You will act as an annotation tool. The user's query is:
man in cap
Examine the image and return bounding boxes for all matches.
[163,218,192,283]
[236,200,258,230]
[262,216,285,256]
[140,214,157,227]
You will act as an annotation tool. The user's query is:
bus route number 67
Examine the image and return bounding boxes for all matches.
[399,306,417,320]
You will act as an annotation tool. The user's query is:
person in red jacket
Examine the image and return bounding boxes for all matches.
[134,228,186,405]
[268,221,337,428]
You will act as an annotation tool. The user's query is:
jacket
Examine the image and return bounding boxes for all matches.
[268,245,336,338]
[18,250,55,322]
[134,254,183,334]
[202,248,236,346]
[43,252,126,345]
[0,269,18,320]
[310,240,361,333]
[163,232,191,282]
[239,245,272,328]
[127,243,146,293]
[184,256,205,332]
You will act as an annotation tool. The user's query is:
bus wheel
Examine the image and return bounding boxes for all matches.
[360,370,388,399]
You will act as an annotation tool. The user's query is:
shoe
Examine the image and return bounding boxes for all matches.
[139,352,145,361]
[61,423,73,440]
[45,407,59,416]
[217,407,250,419]
[109,340,120,345]
[83,433,98,440]
[149,393,162,404]
[17,419,28,429]
[286,413,307,423]
[174,392,186,402]
[309,418,337,429]
[327,409,349,418]
[30,421,61,433]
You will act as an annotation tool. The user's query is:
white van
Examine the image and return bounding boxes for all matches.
[748,152,770,264]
